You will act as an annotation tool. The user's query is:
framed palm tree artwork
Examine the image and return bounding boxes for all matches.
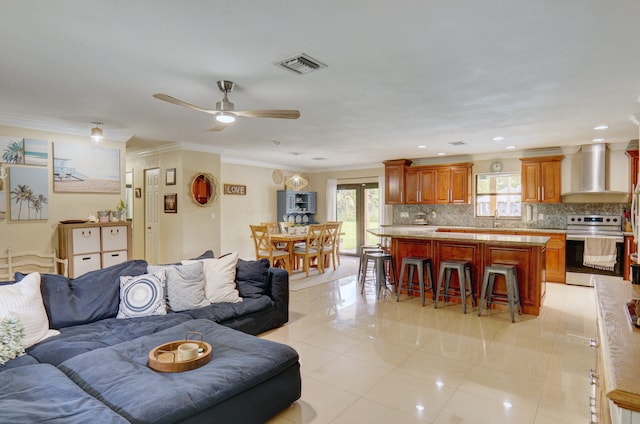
[0,136,25,164]
[9,166,48,221]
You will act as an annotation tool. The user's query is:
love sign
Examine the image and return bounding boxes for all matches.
[223,184,246,195]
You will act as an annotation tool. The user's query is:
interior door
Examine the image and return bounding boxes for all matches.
[337,182,379,255]
[144,168,160,264]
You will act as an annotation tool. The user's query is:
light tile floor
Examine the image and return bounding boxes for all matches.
[264,259,612,423]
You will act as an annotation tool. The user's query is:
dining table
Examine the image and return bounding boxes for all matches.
[269,233,308,274]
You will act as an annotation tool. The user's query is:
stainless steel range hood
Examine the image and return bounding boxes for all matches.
[580,143,608,192]
[562,142,627,201]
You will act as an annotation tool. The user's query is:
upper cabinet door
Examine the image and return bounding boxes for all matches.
[520,155,563,203]
[540,160,561,203]
[384,160,411,204]
[449,166,469,203]
[434,168,452,204]
[521,161,541,203]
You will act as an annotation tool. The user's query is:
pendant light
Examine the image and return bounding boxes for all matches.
[91,122,104,143]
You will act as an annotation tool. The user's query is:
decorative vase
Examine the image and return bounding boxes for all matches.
[98,211,110,222]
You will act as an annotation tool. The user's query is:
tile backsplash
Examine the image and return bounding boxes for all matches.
[392,202,630,230]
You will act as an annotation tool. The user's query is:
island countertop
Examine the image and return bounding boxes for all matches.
[594,278,640,416]
[368,226,550,246]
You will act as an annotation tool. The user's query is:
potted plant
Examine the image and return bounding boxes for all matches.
[112,199,127,221]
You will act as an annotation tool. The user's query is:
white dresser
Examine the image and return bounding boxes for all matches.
[58,221,132,277]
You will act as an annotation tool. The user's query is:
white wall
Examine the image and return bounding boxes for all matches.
[127,148,221,264]
[220,161,282,260]
[0,124,126,255]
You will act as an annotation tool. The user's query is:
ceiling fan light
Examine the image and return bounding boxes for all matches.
[216,112,236,123]
[90,123,103,143]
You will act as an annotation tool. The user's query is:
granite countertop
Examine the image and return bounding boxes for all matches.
[594,279,640,413]
[368,226,550,246]
[434,225,567,234]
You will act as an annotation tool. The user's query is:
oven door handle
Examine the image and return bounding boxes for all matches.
[566,234,623,243]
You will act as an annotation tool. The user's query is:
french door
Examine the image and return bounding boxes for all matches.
[336,182,379,256]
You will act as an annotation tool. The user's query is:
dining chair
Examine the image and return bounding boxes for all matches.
[261,222,280,235]
[321,222,341,271]
[279,221,294,234]
[250,224,291,274]
[293,223,326,277]
[326,221,343,266]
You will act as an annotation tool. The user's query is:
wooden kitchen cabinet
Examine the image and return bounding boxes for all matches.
[436,227,566,283]
[520,155,563,203]
[627,149,638,201]
[433,163,472,204]
[383,159,411,204]
[624,235,637,281]
[405,167,434,204]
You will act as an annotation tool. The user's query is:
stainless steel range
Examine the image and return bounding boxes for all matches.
[565,214,624,285]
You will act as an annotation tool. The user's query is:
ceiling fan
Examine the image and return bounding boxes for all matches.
[153,80,300,131]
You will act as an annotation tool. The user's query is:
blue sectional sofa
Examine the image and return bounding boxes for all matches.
[0,253,301,423]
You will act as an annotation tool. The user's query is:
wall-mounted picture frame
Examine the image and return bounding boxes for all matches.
[166,168,176,186]
[0,137,25,164]
[53,143,120,193]
[164,193,177,213]
[9,166,49,221]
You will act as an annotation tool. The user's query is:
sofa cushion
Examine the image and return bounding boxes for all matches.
[183,252,242,304]
[235,258,270,298]
[0,364,130,424]
[27,313,192,366]
[148,262,209,312]
[15,259,149,329]
[0,273,59,348]
[58,319,300,424]
[180,295,272,323]
[116,270,167,319]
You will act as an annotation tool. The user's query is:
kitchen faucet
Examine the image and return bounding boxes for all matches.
[493,209,500,228]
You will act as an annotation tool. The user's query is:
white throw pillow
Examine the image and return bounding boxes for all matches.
[0,272,60,348]
[116,270,167,319]
[183,252,242,304]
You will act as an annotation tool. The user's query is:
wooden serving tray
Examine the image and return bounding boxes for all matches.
[148,340,212,372]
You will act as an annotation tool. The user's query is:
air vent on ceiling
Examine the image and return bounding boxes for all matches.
[449,141,466,146]
[276,53,327,75]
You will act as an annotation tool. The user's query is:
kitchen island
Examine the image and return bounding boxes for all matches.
[368,226,550,315]
[594,279,640,423]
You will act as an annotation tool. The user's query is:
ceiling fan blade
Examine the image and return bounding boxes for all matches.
[153,93,219,115]
[233,110,300,119]
[207,123,229,132]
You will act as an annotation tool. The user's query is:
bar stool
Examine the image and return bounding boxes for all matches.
[478,264,521,323]
[396,257,434,306]
[434,260,475,313]
[360,251,397,298]
[358,245,383,286]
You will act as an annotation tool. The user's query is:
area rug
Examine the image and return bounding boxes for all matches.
[289,258,359,291]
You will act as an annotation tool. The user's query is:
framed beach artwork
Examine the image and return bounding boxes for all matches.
[9,166,49,221]
[23,139,48,166]
[53,143,120,193]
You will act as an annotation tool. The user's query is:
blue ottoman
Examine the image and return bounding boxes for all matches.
[58,319,301,424]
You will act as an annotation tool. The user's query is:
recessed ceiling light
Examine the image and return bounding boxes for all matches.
[592,138,605,142]
[437,152,446,156]
[505,145,516,150]
[493,136,504,141]
[593,125,608,130]
[417,145,427,149]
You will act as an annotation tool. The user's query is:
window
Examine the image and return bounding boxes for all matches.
[475,173,521,217]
